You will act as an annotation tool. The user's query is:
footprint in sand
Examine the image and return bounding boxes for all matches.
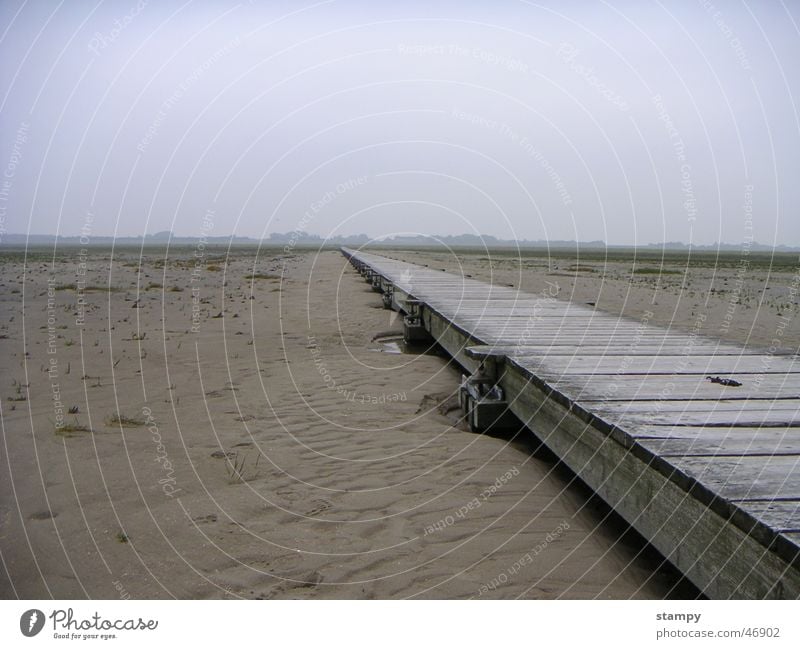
[254,571,324,599]
[275,488,304,503]
[303,499,333,517]
[192,514,218,524]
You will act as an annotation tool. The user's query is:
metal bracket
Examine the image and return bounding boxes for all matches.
[459,349,518,433]
[403,298,422,317]
[382,285,394,309]
[402,299,433,343]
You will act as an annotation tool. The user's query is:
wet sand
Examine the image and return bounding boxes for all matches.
[0,246,711,598]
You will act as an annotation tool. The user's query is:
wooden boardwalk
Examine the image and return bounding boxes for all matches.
[342,247,800,599]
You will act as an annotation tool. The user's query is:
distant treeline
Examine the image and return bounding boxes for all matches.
[2,231,798,252]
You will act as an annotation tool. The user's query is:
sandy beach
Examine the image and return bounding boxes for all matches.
[8,245,786,598]
[3,3,800,641]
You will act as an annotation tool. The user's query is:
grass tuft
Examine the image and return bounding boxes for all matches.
[55,283,122,292]
[633,267,681,275]
[226,452,261,484]
[246,273,281,281]
[106,412,146,427]
[56,419,92,437]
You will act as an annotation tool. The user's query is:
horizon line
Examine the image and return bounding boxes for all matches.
[2,232,799,251]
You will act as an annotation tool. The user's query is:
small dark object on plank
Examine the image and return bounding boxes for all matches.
[706,375,742,387]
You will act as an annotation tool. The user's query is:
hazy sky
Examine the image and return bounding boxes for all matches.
[1,0,798,245]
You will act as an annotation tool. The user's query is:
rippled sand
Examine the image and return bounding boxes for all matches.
[0,247,702,598]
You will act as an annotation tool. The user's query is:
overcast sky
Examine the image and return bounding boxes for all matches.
[1,0,798,245]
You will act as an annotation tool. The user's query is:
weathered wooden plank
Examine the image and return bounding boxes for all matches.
[436,306,592,313]
[465,327,697,338]
[667,455,800,501]
[469,333,698,343]
[439,308,589,313]
[731,501,800,532]
[517,354,799,375]
[478,339,708,350]
[497,344,752,357]
[588,399,800,413]
[598,407,800,428]
[636,428,800,457]
[466,342,767,357]
[552,374,800,401]
[473,328,677,336]
[631,424,800,438]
